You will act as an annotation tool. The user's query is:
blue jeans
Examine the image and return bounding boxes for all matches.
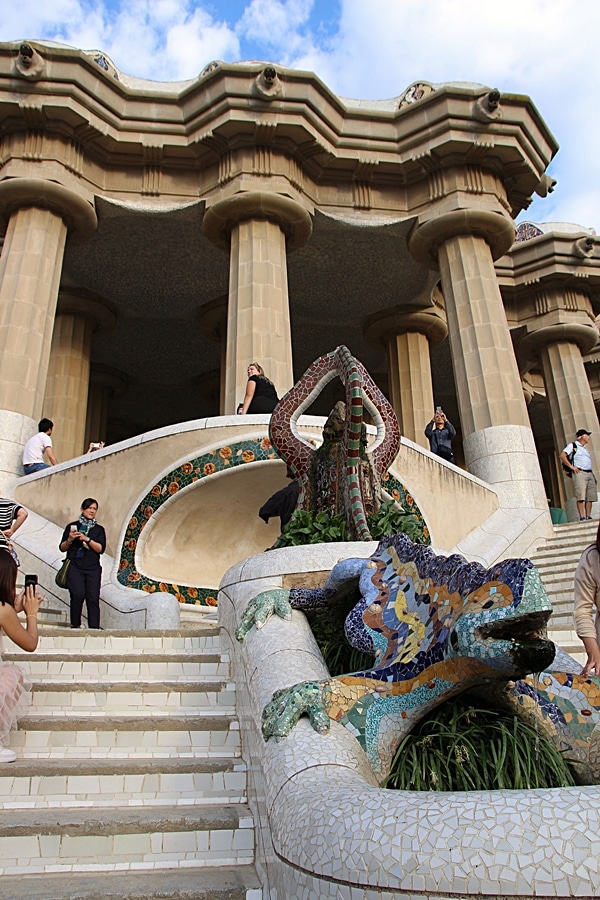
[22,462,50,475]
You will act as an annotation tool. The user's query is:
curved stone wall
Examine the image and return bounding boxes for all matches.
[220,545,600,898]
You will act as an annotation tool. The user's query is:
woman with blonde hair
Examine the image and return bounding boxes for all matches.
[239,362,279,414]
[0,552,43,762]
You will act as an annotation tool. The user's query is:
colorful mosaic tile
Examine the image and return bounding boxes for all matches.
[515,221,544,243]
[270,346,401,541]
[243,533,557,781]
[118,437,425,606]
[117,437,278,605]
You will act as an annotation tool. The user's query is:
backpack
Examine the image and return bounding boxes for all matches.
[562,442,577,478]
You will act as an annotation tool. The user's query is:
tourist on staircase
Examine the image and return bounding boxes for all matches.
[59,498,106,630]
[0,552,43,763]
[560,428,596,521]
[574,520,600,677]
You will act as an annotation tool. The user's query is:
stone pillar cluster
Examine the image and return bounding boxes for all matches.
[364,299,447,448]
[408,207,551,522]
[43,289,116,462]
[0,178,97,492]
[203,191,312,413]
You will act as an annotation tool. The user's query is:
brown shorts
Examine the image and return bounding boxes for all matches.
[573,469,597,502]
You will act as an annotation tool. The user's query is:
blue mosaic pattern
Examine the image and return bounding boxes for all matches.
[251,534,557,781]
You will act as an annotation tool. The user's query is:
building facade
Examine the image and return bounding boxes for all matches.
[0,40,599,514]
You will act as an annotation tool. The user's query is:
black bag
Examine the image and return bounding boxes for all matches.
[562,442,576,478]
[55,558,71,588]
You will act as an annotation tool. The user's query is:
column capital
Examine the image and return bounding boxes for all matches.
[517,322,600,365]
[57,287,117,334]
[408,209,515,270]
[202,190,312,252]
[364,303,448,348]
[89,364,128,395]
[0,178,97,243]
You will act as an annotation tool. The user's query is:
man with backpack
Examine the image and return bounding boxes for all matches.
[560,428,596,520]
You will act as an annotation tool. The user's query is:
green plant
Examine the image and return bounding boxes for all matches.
[272,499,426,549]
[368,499,426,543]
[382,694,577,791]
[272,510,348,548]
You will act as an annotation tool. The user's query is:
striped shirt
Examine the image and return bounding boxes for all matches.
[0,498,21,549]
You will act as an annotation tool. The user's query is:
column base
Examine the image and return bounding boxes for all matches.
[458,423,553,561]
[0,410,36,496]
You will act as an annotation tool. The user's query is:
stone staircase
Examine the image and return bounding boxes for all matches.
[0,625,262,900]
[530,518,598,664]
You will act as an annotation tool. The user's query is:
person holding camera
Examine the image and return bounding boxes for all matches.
[0,552,43,762]
[59,498,106,629]
[425,407,456,464]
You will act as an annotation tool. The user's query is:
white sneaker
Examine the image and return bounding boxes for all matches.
[0,748,17,763]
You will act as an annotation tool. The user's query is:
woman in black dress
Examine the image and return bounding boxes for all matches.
[59,498,106,629]
[240,363,279,414]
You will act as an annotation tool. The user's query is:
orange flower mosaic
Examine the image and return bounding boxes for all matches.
[117,439,426,607]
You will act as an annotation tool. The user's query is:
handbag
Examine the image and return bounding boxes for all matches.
[55,558,71,588]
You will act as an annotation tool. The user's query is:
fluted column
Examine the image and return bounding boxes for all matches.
[520,323,600,515]
[364,302,448,447]
[203,192,312,413]
[541,340,600,469]
[409,208,550,526]
[0,178,97,491]
[43,289,116,461]
[84,366,128,449]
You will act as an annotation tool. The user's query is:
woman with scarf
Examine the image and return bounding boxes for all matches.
[59,498,106,629]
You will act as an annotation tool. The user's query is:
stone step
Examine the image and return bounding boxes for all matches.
[28,680,236,713]
[11,714,240,758]
[37,607,68,625]
[536,565,580,582]
[0,757,247,809]
[0,865,262,900]
[3,654,229,680]
[0,803,255,875]
[4,627,222,652]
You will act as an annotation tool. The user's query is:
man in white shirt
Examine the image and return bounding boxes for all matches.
[22,418,58,475]
[560,428,596,520]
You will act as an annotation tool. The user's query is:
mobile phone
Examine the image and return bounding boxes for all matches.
[24,574,38,590]
[70,524,77,532]
[435,406,443,414]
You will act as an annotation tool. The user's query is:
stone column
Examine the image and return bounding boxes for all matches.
[525,325,600,516]
[43,289,116,461]
[203,192,312,413]
[0,178,97,491]
[364,300,448,447]
[84,366,128,449]
[409,209,550,529]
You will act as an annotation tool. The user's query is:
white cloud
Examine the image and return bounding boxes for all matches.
[1,0,599,227]
[237,0,313,53]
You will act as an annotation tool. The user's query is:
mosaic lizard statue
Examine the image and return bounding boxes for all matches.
[237,533,600,785]
[269,345,400,541]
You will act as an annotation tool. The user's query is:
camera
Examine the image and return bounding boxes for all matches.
[24,573,38,590]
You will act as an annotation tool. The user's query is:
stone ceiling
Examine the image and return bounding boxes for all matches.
[61,199,454,442]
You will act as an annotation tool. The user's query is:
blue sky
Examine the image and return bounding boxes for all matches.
[2,0,599,230]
